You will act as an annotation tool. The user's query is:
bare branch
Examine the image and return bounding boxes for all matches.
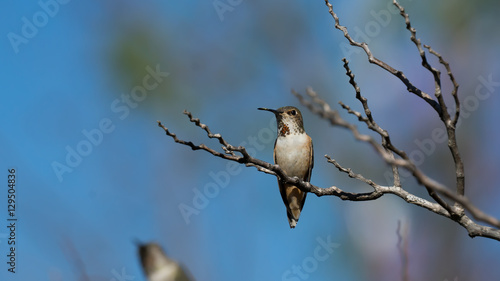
[341,58,403,187]
[158,0,500,242]
[325,155,377,188]
[341,59,407,158]
[293,85,500,229]
[158,107,500,240]
[326,57,455,215]
[296,87,458,216]
[157,121,239,162]
[424,45,460,126]
[158,113,384,201]
[392,3,467,209]
[422,45,465,200]
[342,58,372,122]
[391,0,465,200]
[393,0,443,97]
[323,0,442,116]
[325,0,468,218]
[182,110,237,157]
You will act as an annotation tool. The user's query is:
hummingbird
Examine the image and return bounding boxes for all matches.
[136,242,193,281]
[258,106,314,228]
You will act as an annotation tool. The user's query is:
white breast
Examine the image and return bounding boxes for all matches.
[274,133,311,178]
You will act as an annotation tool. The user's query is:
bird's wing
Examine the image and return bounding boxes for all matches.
[305,135,313,182]
[274,139,289,207]
[296,136,313,214]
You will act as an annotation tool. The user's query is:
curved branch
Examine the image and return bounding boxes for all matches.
[158,108,500,240]
[158,0,499,242]
[323,0,442,116]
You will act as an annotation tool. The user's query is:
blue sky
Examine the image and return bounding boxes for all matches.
[1,1,500,280]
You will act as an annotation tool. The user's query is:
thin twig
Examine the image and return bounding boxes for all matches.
[424,45,460,126]
[323,0,442,116]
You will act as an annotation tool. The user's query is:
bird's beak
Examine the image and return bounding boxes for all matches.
[258,107,278,114]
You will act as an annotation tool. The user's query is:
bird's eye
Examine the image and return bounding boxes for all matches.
[290,110,296,116]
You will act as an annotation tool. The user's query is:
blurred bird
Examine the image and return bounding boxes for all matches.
[258,106,314,228]
[137,242,193,281]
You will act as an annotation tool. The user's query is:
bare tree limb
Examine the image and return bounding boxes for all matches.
[341,58,403,187]
[393,0,465,202]
[157,0,500,241]
[323,0,442,116]
[339,58,455,215]
[424,45,460,126]
[157,108,500,240]
[293,81,500,233]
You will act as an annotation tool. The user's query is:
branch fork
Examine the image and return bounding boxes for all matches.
[158,0,500,241]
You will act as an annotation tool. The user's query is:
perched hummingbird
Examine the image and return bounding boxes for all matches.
[258,106,314,228]
[137,242,193,281]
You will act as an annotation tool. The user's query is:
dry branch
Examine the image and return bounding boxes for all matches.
[157,0,500,241]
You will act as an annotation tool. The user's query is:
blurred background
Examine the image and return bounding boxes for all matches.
[1,0,500,280]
